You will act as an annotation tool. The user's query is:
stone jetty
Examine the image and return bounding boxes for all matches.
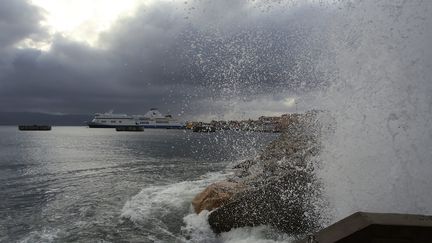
[192,111,333,235]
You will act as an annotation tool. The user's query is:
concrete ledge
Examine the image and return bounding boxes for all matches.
[298,212,432,243]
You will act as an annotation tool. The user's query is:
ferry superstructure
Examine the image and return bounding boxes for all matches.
[87,112,137,128]
[87,109,184,129]
[134,108,185,129]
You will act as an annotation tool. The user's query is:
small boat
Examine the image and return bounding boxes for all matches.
[115,126,144,132]
[18,125,52,131]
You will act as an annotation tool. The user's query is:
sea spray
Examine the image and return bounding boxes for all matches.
[196,112,331,239]
[123,0,432,241]
[315,0,432,222]
[182,211,294,243]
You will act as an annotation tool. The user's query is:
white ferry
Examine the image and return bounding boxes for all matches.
[87,109,184,129]
[134,108,185,129]
[87,112,138,128]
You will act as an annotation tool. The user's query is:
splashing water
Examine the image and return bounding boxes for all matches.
[315,0,432,221]
[182,211,294,243]
[177,0,432,238]
[120,171,230,242]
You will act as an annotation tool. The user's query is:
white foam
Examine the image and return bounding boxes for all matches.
[220,226,294,243]
[181,210,295,243]
[18,228,59,243]
[121,172,229,225]
[122,168,298,243]
[181,210,217,242]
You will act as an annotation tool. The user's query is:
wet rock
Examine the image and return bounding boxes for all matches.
[208,170,321,234]
[191,181,245,214]
[231,159,259,178]
[232,159,256,171]
[204,111,330,235]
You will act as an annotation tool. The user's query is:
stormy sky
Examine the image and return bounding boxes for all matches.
[0,0,332,120]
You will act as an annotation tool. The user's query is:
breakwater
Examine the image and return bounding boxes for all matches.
[192,111,332,238]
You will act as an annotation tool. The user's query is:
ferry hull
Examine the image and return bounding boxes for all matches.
[87,122,137,128]
[88,124,119,128]
[88,122,184,129]
[142,124,185,129]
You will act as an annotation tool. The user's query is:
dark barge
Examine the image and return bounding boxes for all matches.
[18,125,52,131]
[115,126,144,132]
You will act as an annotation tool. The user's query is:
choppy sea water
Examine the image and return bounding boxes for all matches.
[0,126,278,243]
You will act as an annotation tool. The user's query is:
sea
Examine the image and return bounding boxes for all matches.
[0,126,279,243]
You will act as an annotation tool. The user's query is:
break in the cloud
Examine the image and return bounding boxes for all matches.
[30,0,140,46]
[0,0,332,119]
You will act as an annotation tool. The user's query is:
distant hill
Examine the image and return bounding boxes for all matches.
[0,112,93,126]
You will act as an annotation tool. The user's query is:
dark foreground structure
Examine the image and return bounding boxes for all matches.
[18,125,51,131]
[298,212,432,243]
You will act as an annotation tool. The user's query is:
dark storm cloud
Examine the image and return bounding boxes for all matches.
[0,0,47,86]
[0,0,331,118]
[0,0,47,48]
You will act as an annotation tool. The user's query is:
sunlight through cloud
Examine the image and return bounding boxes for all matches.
[30,0,143,47]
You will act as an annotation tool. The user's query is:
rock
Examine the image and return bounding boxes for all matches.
[232,159,256,170]
[231,159,258,179]
[192,181,245,214]
[208,170,321,234]
[205,112,329,235]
